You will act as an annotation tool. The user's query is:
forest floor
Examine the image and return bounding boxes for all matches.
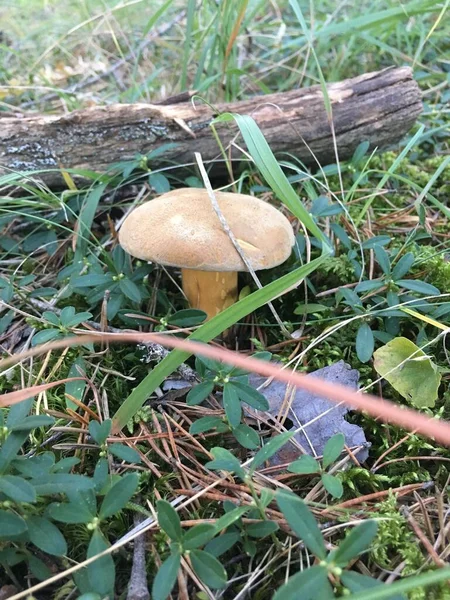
[1,1,450,599]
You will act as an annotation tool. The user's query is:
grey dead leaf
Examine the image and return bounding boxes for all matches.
[247,361,370,466]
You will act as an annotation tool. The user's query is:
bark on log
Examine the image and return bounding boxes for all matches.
[0,67,421,188]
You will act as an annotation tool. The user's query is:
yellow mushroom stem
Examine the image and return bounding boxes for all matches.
[181,269,238,320]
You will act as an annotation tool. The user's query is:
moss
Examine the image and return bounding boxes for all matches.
[412,245,450,291]
[371,495,425,599]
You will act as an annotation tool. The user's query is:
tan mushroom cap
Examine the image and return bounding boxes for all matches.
[119,188,295,272]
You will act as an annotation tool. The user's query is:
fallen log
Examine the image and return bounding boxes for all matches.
[0,67,421,188]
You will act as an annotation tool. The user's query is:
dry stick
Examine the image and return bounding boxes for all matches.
[126,514,150,600]
[195,152,291,337]
[401,506,445,568]
[3,331,450,446]
[321,482,431,515]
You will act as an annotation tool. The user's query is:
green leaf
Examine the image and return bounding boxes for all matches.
[0,431,29,472]
[361,236,391,250]
[205,532,240,557]
[355,323,374,364]
[0,310,14,334]
[27,516,67,556]
[28,554,52,581]
[157,499,182,541]
[167,309,207,327]
[374,245,391,275]
[52,456,81,473]
[288,455,320,475]
[351,140,370,166]
[93,458,109,493]
[392,253,415,281]
[396,279,440,296]
[66,356,87,409]
[350,567,450,600]
[321,473,343,499]
[0,475,36,503]
[196,354,223,374]
[32,473,95,496]
[5,399,33,427]
[31,329,61,346]
[355,280,384,293]
[373,337,441,408]
[119,278,142,303]
[231,381,269,411]
[11,453,54,477]
[260,488,275,509]
[42,311,60,326]
[99,472,139,519]
[205,447,245,478]
[0,510,27,537]
[30,287,58,299]
[10,415,55,431]
[64,312,93,327]
[340,571,405,599]
[189,416,225,435]
[190,549,227,589]
[72,273,113,287]
[74,183,107,261]
[215,506,249,531]
[250,432,294,473]
[322,433,345,469]
[186,381,215,406]
[89,419,112,445]
[294,303,329,315]
[272,565,331,600]
[87,529,115,596]
[49,502,94,524]
[334,521,378,566]
[223,383,242,428]
[232,424,260,449]
[183,523,217,550]
[67,489,97,517]
[60,306,75,324]
[108,443,141,464]
[149,172,171,193]
[276,490,326,559]
[247,520,279,538]
[152,552,181,600]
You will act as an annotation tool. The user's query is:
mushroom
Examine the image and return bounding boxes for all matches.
[118,188,295,320]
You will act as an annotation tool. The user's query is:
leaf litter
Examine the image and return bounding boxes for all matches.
[247,360,370,466]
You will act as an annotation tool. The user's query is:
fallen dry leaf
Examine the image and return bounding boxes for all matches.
[248,361,370,466]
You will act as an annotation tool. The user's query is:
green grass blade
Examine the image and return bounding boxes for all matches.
[315,0,439,40]
[142,0,174,36]
[355,126,425,226]
[346,567,450,599]
[111,254,325,431]
[74,183,107,262]
[214,113,329,248]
